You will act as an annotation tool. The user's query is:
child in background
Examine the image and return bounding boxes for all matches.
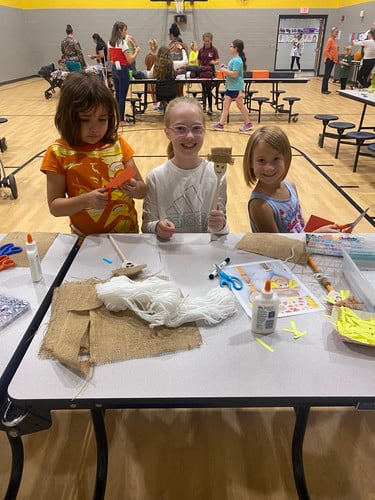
[242,126,340,233]
[188,41,199,68]
[145,38,158,109]
[339,46,353,90]
[211,39,253,132]
[142,96,228,240]
[41,72,146,238]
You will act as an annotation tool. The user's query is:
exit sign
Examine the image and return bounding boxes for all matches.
[300,7,309,13]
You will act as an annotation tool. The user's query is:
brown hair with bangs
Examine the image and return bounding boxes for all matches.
[55,72,119,146]
[243,126,292,187]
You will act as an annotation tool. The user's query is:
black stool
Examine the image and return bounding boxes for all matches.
[125,97,142,124]
[187,90,202,99]
[0,117,7,153]
[314,114,339,147]
[270,90,286,112]
[131,90,146,112]
[244,89,258,111]
[216,90,226,111]
[252,97,270,123]
[282,97,301,123]
[345,131,375,172]
[327,121,355,158]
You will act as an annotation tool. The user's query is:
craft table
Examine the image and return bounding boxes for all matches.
[5,232,375,500]
[0,233,79,499]
[338,89,375,131]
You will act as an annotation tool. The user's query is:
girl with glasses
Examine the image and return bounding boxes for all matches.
[142,96,229,240]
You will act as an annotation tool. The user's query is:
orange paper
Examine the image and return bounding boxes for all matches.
[106,166,136,189]
[305,214,334,232]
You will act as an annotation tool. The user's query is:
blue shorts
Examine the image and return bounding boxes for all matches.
[225,90,240,99]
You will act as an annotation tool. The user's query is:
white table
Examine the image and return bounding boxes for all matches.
[6,233,375,500]
[338,89,375,130]
[0,233,78,499]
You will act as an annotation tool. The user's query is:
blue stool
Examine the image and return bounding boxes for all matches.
[327,121,355,158]
[252,96,270,123]
[282,97,301,123]
[345,132,375,172]
[314,114,339,147]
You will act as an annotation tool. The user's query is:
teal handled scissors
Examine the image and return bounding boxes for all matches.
[0,243,22,256]
[214,264,243,291]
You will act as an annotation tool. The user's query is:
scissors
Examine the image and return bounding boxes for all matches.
[0,243,23,256]
[214,264,243,291]
[337,207,369,233]
[0,255,16,271]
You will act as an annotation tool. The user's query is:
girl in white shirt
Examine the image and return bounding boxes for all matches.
[142,96,228,240]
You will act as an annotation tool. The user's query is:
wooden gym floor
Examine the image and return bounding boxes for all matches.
[0,75,374,499]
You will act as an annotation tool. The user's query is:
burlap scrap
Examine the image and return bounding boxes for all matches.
[111,263,147,277]
[0,232,57,267]
[39,278,202,376]
[235,233,308,265]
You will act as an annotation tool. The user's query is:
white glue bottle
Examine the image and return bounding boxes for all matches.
[26,233,43,282]
[251,279,280,334]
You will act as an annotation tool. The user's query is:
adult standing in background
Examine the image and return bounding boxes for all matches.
[168,23,189,56]
[352,30,375,88]
[198,32,219,115]
[108,21,141,126]
[89,33,108,65]
[290,33,304,71]
[60,24,86,69]
[321,27,339,94]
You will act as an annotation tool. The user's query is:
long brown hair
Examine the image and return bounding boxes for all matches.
[153,46,175,81]
[109,21,125,47]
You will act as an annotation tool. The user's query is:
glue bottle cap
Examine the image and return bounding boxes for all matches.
[264,279,271,292]
[27,233,34,244]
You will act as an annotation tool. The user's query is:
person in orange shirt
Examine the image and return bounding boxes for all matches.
[41,72,146,238]
[321,27,339,94]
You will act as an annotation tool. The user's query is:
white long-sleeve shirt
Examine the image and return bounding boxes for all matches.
[141,158,229,235]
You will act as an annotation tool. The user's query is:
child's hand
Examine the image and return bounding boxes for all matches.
[208,207,226,233]
[118,178,146,199]
[87,188,111,209]
[313,224,340,233]
[156,220,176,240]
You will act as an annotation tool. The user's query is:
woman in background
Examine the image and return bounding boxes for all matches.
[89,33,108,65]
[60,24,86,69]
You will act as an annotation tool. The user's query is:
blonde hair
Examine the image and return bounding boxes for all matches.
[148,38,158,51]
[243,126,292,187]
[344,45,352,54]
[190,40,197,50]
[164,96,205,159]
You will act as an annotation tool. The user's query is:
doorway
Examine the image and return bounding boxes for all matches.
[275,15,328,75]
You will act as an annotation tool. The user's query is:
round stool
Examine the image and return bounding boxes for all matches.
[270,90,286,112]
[368,143,375,153]
[346,131,375,172]
[244,89,258,111]
[314,114,339,147]
[328,121,355,158]
[0,118,8,124]
[125,97,142,124]
[252,96,270,123]
[282,97,301,123]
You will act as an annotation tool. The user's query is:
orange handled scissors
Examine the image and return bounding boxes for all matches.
[337,207,369,233]
[0,255,16,271]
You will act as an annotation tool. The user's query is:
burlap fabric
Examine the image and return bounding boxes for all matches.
[0,232,57,267]
[235,233,308,265]
[39,278,202,376]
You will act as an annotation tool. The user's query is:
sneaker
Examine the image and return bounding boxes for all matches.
[211,123,224,131]
[239,122,254,132]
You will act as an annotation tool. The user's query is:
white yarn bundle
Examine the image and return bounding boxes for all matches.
[96,276,237,328]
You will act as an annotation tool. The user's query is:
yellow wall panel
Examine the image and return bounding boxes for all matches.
[0,0,366,10]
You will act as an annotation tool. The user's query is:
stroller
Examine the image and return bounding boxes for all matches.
[38,63,64,99]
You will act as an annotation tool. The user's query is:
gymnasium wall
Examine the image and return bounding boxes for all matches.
[0,1,374,83]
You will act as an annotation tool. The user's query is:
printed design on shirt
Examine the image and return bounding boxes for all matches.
[165,184,208,230]
[279,204,305,233]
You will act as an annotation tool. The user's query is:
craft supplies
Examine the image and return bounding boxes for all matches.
[0,294,30,330]
[26,233,42,282]
[251,279,280,334]
[214,264,243,290]
[0,242,22,256]
[108,234,136,268]
[0,255,15,271]
[209,257,230,280]
[96,275,237,328]
[306,233,374,257]
[342,249,375,312]
[331,306,375,346]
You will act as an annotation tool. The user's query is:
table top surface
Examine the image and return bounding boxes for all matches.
[338,89,375,105]
[0,234,77,380]
[7,233,375,409]
[131,77,309,85]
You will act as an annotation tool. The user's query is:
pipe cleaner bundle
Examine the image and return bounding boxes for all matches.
[96,275,237,328]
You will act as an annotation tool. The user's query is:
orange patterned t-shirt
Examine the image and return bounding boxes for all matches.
[41,135,139,235]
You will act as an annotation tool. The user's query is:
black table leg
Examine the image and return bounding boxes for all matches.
[91,408,108,500]
[4,433,24,500]
[292,405,311,500]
